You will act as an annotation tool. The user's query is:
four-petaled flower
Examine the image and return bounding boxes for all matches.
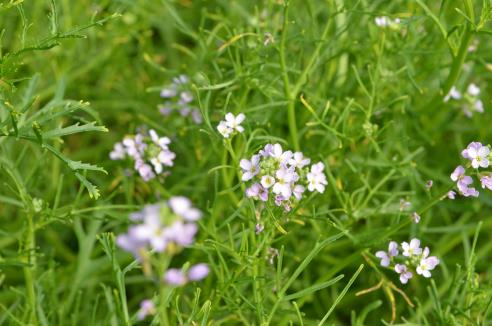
[402,238,422,257]
[416,247,440,278]
[375,241,398,267]
[394,264,413,284]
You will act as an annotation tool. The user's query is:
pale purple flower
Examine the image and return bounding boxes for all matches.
[451,165,475,195]
[425,180,433,189]
[224,112,245,133]
[111,130,175,181]
[462,142,483,160]
[289,152,311,168]
[462,186,480,197]
[481,176,492,190]
[411,212,421,224]
[259,144,275,157]
[246,183,268,201]
[255,223,264,234]
[180,106,191,116]
[447,191,456,199]
[188,263,210,281]
[109,142,126,160]
[293,185,305,200]
[168,196,202,221]
[164,268,186,285]
[375,241,398,267]
[191,109,203,123]
[179,91,193,104]
[160,87,177,98]
[159,104,172,116]
[402,238,422,257]
[173,74,188,85]
[416,247,439,278]
[137,299,156,320]
[394,264,413,284]
[269,144,293,165]
[165,221,198,247]
[116,230,145,259]
[240,155,260,181]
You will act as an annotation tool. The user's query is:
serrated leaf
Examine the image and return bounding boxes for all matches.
[42,122,108,139]
[43,143,107,174]
[74,172,100,199]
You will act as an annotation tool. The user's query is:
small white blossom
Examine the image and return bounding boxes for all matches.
[402,238,422,257]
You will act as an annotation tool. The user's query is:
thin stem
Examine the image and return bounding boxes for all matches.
[279,2,299,151]
[23,210,37,324]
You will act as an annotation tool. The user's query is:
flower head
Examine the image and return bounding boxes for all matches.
[416,247,440,278]
[402,238,422,257]
[394,264,413,284]
[158,75,202,124]
[217,113,245,138]
[116,199,201,258]
[239,144,327,211]
[375,241,398,267]
[481,176,492,190]
[110,129,175,182]
[137,299,156,320]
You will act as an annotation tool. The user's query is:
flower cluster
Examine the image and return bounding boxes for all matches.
[450,142,492,198]
[109,129,176,181]
[374,16,401,29]
[444,84,484,117]
[159,74,202,124]
[117,197,209,321]
[116,197,202,258]
[375,239,440,284]
[217,112,245,138]
[240,143,327,211]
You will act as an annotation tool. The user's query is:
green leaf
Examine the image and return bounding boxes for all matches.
[42,122,108,139]
[74,172,100,199]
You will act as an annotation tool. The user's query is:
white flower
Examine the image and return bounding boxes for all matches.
[444,86,462,102]
[261,175,275,189]
[467,144,490,169]
[217,121,232,138]
[272,167,297,198]
[467,83,480,96]
[224,112,245,133]
[401,238,422,257]
[307,162,328,193]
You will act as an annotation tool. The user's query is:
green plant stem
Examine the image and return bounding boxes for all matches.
[442,26,473,96]
[23,210,37,324]
[279,3,299,151]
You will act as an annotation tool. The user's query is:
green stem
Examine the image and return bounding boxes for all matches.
[442,26,473,96]
[279,3,299,151]
[23,210,37,324]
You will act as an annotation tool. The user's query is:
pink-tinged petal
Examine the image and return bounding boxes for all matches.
[188,263,210,281]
